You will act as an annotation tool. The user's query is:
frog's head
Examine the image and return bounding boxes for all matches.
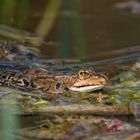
[69,68,108,92]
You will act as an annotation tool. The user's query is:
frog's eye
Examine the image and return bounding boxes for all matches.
[78,69,91,79]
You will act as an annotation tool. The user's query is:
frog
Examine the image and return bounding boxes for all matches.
[0,40,108,94]
[0,68,108,93]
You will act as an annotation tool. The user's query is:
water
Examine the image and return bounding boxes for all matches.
[0,0,139,61]
[0,0,140,139]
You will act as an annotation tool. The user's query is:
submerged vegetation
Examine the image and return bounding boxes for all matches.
[0,41,139,139]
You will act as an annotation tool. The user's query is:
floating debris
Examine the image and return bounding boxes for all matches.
[115,0,140,14]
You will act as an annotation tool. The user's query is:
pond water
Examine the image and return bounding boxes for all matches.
[0,0,140,139]
[0,0,140,62]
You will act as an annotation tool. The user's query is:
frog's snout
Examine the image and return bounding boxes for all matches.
[97,73,108,84]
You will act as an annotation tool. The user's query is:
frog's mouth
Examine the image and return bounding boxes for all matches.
[68,73,108,92]
[69,84,105,92]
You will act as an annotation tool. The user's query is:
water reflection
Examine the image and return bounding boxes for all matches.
[71,0,87,58]
[58,0,71,58]
[1,0,16,25]
[0,0,139,60]
[36,0,61,45]
[1,0,29,28]
[16,0,29,28]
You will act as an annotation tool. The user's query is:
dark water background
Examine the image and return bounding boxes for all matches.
[0,0,140,62]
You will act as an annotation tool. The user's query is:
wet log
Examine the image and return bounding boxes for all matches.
[24,103,139,116]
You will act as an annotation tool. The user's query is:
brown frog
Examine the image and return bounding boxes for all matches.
[0,68,108,93]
